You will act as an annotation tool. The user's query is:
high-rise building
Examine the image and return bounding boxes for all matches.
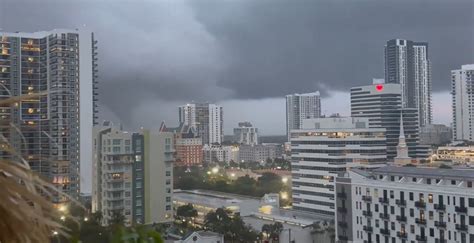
[351,83,427,160]
[233,121,258,145]
[335,166,474,243]
[419,124,452,146]
[0,29,97,203]
[385,39,432,126]
[286,91,321,141]
[290,117,386,216]
[178,103,223,145]
[92,122,134,225]
[451,64,474,142]
[92,122,174,225]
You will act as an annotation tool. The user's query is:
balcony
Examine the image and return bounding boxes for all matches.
[435,239,447,243]
[396,232,407,239]
[380,228,390,235]
[337,207,347,213]
[363,226,373,232]
[434,221,446,228]
[337,192,346,199]
[379,213,390,220]
[434,204,446,211]
[415,218,426,225]
[338,221,348,228]
[379,197,389,204]
[396,199,406,206]
[416,235,427,243]
[362,210,372,217]
[414,201,426,208]
[362,195,372,202]
[455,206,468,213]
[455,224,468,231]
[396,215,407,222]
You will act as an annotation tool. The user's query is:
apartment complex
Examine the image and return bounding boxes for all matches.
[202,144,239,164]
[160,122,203,167]
[178,103,223,145]
[238,143,283,163]
[0,29,97,203]
[452,64,474,142]
[286,91,321,141]
[385,39,432,126]
[92,122,174,225]
[335,166,474,243]
[290,117,387,216]
[351,83,427,161]
[233,121,258,145]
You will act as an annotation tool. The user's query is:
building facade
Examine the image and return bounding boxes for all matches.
[92,122,134,225]
[385,39,432,127]
[335,166,474,243]
[202,144,239,164]
[233,121,258,145]
[435,146,474,165]
[420,124,452,146]
[178,103,223,145]
[238,144,283,163]
[286,91,321,141]
[160,122,203,167]
[351,83,427,160]
[92,123,174,225]
[290,117,387,216]
[452,64,474,142]
[0,29,96,203]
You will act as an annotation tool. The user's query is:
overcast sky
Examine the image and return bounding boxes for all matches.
[1,0,473,135]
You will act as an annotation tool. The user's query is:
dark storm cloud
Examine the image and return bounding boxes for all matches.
[1,0,473,126]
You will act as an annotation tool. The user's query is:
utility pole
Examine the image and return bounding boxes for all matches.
[288,228,291,243]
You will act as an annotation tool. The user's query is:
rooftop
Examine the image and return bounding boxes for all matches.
[373,166,474,180]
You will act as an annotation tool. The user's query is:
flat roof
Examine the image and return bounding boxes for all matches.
[373,166,474,180]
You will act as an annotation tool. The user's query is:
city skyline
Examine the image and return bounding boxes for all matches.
[1,0,472,135]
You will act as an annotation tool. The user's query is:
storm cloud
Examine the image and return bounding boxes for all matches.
[1,0,473,131]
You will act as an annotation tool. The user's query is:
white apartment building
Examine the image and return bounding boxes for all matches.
[335,166,474,243]
[452,64,474,142]
[92,122,134,225]
[178,103,223,145]
[233,121,258,145]
[202,144,239,164]
[290,117,387,216]
[286,91,321,141]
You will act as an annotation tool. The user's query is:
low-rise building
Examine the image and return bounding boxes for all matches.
[160,122,203,167]
[335,166,474,243]
[202,145,239,164]
[435,146,474,164]
[238,143,283,163]
[420,124,452,146]
[175,231,224,243]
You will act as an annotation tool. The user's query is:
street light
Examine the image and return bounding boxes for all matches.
[281,177,288,184]
[60,216,66,221]
[211,167,219,174]
[84,217,89,222]
[280,192,288,200]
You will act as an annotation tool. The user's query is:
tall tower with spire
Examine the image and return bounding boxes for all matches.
[394,111,412,165]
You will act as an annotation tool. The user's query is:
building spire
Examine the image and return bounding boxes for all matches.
[394,110,411,165]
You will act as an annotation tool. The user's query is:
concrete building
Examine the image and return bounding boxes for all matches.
[238,143,283,163]
[351,82,427,161]
[202,144,239,164]
[335,166,474,243]
[452,64,474,142]
[160,122,202,167]
[0,29,97,203]
[178,103,223,145]
[92,122,134,225]
[233,121,258,145]
[420,124,452,146]
[290,117,387,216]
[435,146,474,165]
[385,39,432,126]
[92,123,174,225]
[175,231,224,243]
[286,91,321,141]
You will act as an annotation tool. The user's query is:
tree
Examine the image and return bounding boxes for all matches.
[176,203,198,227]
[204,208,258,242]
[262,222,283,241]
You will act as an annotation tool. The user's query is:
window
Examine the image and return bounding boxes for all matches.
[166,205,171,211]
[468,198,474,207]
[125,139,130,145]
[452,180,456,185]
[409,192,414,201]
[166,197,171,202]
[430,228,434,237]
[125,191,131,197]
[410,209,414,217]
[113,147,121,153]
[390,190,394,199]
[112,139,121,145]
[410,225,415,234]
[428,194,433,203]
